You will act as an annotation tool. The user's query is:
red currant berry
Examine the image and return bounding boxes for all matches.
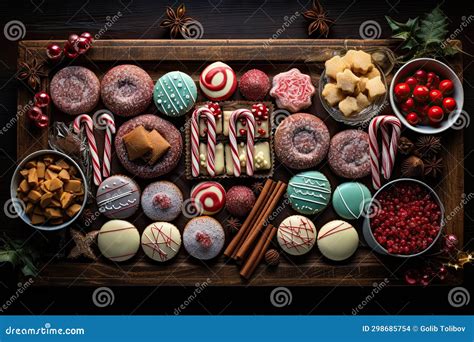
[35,114,49,128]
[63,41,78,58]
[80,32,94,43]
[74,36,90,54]
[429,89,443,105]
[405,112,420,125]
[27,106,43,122]
[413,85,430,102]
[46,43,63,61]
[427,106,444,123]
[394,82,411,101]
[442,97,456,113]
[34,91,50,108]
[439,79,454,95]
[68,34,79,45]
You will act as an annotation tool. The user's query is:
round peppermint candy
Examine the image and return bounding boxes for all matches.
[190,181,226,215]
[199,61,237,101]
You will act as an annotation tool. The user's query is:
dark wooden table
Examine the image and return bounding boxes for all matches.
[0,0,472,314]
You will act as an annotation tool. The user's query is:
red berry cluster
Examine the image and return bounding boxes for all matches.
[27,91,51,129]
[394,69,456,127]
[371,182,441,255]
[46,32,93,61]
[404,264,448,286]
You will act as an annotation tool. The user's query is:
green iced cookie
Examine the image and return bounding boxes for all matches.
[154,71,197,117]
[332,182,371,220]
[287,171,331,215]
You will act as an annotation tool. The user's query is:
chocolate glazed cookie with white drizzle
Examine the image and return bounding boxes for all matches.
[96,175,141,219]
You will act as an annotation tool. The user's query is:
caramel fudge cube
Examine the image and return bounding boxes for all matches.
[123,125,153,160]
[322,83,344,106]
[338,96,359,117]
[146,129,171,165]
[31,214,45,225]
[365,76,387,99]
[27,168,38,187]
[58,169,70,180]
[18,179,30,193]
[66,203,82,217]
[64,179,82,193]
[48,177,64,192]
[336,69,360,93]
[44,207,62,219]
[199,142,225,175]
[325,55,349,79]
[36,161,45,179]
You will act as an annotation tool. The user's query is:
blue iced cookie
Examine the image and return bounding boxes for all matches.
[332,182,371,220]
[287,171,331,215]
[154,71,197,117]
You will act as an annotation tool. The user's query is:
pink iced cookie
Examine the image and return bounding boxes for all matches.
[270,68,315,112]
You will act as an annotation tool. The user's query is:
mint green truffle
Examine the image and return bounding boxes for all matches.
[332,182,371,220]
[287,171,331,215]
[154,71,197,117]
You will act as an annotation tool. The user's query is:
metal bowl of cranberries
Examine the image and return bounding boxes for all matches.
[389,58,464,134]
[362,178,444,258]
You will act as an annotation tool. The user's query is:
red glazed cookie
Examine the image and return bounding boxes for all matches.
[50,66,100,115]
[274,113,329,169]
[101,65,154,117]
[115,114,183,178]
[270,68,315,112]
[328,130,371,179]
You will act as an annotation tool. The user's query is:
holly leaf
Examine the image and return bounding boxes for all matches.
[385,16,419,41]
[416,5,449,48]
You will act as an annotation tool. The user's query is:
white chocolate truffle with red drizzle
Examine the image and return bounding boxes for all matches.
[191,181,226,215]
[98,219,140,262]
[141,181,183,222]
[96,175,141,219]
[199,61,237,101]
[317,220,359,261]
[141,222,182,262]
[277,215,317,256]
[183,216,225,260]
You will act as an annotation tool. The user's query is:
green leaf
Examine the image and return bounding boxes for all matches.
[385,16,419,40]
[416,5,449,48]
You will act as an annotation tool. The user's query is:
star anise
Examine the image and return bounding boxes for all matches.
[17,55,47,90]
[67,229,99,261]
[303,0,334,37]
[398,136,415,155]
[251,181,265,194]
[225,217,242,234]
[423,157,443,178]
[415,136,442,157]
[160,4,194,38]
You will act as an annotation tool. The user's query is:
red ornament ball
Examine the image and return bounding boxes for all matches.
[63,41,78,58]
[34,91,50,108]
[27,106,43,122]
[80,32,94,43]
[68,34,79,45]
[225,185,256,217]
[74,36,90,54]
[239,69,271,101]
[35,114,49,128]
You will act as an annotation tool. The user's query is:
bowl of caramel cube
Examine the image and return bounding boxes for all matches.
[320,49,388,125]
[10,149,88,231]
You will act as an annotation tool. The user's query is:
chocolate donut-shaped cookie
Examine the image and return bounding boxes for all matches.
[101,65,154,117]
[115,114,183,178]
[274,113,330,169]
[50,66,100,115]
[328,130,371,179]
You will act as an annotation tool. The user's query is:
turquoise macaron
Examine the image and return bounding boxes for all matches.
[332,182,371,220]
[153,71,197,117]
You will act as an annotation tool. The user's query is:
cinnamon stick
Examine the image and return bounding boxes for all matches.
[235,181,286,261]
[223,179,274,258]
[231,180,277,259]
[241,225,277,279]
[240,225,272,278]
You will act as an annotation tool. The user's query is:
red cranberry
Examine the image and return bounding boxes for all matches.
[46,43,63,61]
[414,69,427,84]
[27,106,42,121]
[35,114,49,128]
[405,76,418,89]
[439,79,454,95]
[34,91,50,108]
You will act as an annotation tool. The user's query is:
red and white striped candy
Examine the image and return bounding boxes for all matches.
[93,109,116,179]
[191,106,217,177]
[229,109,256,176]
[73,114,102,186]
[369,115,401,189]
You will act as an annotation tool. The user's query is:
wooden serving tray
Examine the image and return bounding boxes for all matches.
[16,39,464,286]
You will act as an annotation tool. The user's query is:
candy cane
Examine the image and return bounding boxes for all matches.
[369,115,401,189]
[93,110,116,178]
[73,114,102,186]
[229,109,256,176]
[191,106,217,177]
